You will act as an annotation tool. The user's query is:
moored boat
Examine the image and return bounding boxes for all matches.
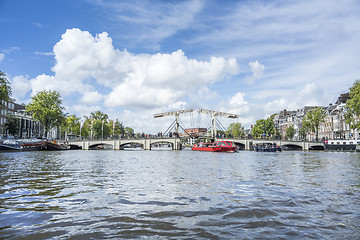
[20,139,44,151]
[324,140,359,151]
[253,143,282,152]
[0,140,22,151]
[191,140,237,152]
[41,140,70,151]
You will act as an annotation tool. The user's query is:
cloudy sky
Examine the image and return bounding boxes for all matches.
[1,0,360,133]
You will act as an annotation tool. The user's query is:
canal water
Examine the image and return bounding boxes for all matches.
[0,149,359,239]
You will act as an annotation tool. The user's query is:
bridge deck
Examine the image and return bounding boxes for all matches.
[69,138,324,151]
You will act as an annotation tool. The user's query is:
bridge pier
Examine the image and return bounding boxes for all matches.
[113,140,120,150]
[82,141,90,150]
[144,139,151,150]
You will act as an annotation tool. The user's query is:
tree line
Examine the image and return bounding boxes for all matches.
[25,90,136,139]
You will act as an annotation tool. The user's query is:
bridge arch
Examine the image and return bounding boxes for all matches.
[120,141,144,150]
[233,142,245,150]
[89,143,113,150]
[281,144,303,150]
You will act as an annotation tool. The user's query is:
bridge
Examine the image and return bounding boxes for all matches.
[70,138,182,150]
[69,137,324,151]
[218,138,325,151]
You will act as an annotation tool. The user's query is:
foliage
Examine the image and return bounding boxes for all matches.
[26,90,66,137]
[90,111,109,121]
[61,114,81,137]
[346,80,360,132]
[346,80,360,116]
[252,115,275,137]
[285,125,295,140]
[0,71,12,107]
[109,119,125,137]
[125,127,134,137]
[84,111,110,139]
[344,109,359,136]
[303,107,326,141]
[5,114,19,136]
[227,122,244,138]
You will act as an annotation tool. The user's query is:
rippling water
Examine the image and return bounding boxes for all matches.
[1,149,359,239]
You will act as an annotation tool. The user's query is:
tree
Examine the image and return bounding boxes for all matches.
[125,127,134,137]
[5,114,19,137]
[303,107,326,141]
[299,123,309,141]
[227,122,244,138]
[26,90,66,138]
[346,80,360,116]
[286,125,295,140]
[86,111,110,139]
[346,80,360,135]
[61,114,81,137]
[0,71,12,107]
[252,115,275,138]
[112,119,125,136]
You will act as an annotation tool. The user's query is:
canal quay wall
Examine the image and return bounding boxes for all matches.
[69,138,324,151]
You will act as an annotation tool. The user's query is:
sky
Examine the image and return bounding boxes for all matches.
[1,0,360,133]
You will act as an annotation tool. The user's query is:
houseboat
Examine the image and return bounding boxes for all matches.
[192,141,237,152]
[324,140,359,151]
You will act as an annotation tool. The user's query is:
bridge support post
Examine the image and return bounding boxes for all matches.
[172,139,182,150]
[245,140,251,150]
[113,140,120,150]
[144,139,151,150]
[82,141,90,150]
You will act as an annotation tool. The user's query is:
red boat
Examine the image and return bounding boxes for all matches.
[191,141,237,152]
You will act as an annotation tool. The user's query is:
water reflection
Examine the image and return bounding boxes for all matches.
[0,150,359,239]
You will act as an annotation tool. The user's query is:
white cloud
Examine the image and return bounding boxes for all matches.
[2,47,20,54]
[35,51,54,56]
[298,82,324,106]
[66,104,101,118]
[226,92,250,117]
[247,60,265,84]
[31,28,240,108]
[10,75,32,101]
[80,91,103,104]
[229,92,248,106]
[0,53,4,62]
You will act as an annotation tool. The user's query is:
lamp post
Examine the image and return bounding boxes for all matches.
[102,120,104,140]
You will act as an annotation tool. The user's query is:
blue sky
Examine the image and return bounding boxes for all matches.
[1,0,360,133]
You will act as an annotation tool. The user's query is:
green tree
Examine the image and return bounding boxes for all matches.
[26,90,66,137]
[346,80,360,116]
[61,114,81,137]
[86,111,110,139]
[344,109,358,138]
[227,122,244,138]
[346,80,360,135]
[252,119,266,137]
[0,71,12,107]
[108,119,125,137]
[303,107,326,141]
[5,114,19,137]
[252,115,275,138]
[125,127,134,137]
[285,125,295,140]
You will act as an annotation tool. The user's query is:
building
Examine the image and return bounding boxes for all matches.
[0,100,47,139]
[0,100,16,137]
[272,96,358,141]
[182,128,208,138]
